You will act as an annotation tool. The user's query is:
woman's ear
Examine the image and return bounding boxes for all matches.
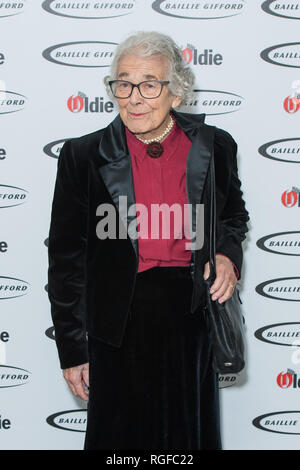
[171,95,183,109]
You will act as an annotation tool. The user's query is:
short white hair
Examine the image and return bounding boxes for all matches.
[104,31,195,104]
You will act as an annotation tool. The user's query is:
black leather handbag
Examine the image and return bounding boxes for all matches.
[204,133,246,375]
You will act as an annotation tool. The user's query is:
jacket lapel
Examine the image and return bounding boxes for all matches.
[97,114,139,263]
[97,110,213,273]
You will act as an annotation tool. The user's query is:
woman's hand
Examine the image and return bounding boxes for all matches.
[203,254,237,304]
[63,362,89,401]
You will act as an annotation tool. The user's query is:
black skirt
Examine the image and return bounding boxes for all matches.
[84,266,221,450]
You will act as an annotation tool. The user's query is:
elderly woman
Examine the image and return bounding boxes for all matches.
[47,31,249,450]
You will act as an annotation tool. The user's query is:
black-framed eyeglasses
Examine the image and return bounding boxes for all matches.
[108,80,170,99]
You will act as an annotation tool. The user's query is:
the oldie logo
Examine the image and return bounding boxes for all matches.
[0,91,27,114]
[261,42,300,68]
[67,92,114,113]
[0,276,29,300]
[0,414,11,430]
[0,185,28,208]
[0,1,26,18]
[284,96,300,113]
[0,241,7,253]
[259,138,300,163]
[0,331,9,365]
[181,89,244,115]
[281,188,300,207]
[256,277,300,301]
[261,1,300,20]
[43,139,67,159]
[257,231,300,256]
[152,0,246,19]
[253,411,300,434]
[42,41,117,68]
[283,81,300,113]
[0,148,6,160]
[42,0,136,18]
[46,410,87,432]
[0,331,9,342]
[254,322,300,347]
[277,369,300,389]
[181,44,223,65]
[0,365,31,388]
[45,326,55,340]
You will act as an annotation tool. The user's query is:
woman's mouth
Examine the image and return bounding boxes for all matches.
[129,112,147,118]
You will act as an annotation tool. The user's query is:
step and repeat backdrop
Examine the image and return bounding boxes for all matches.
[0,0,300,450]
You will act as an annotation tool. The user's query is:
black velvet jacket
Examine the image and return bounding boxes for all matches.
[47,110,250,369]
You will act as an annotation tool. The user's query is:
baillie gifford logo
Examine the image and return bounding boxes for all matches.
[0,1,27,18]
[152,0,246,19]
[258,138,300,163]
[253,411,300,435]
[261,1,300,20]
[46,409,87,432]
[0,365,31,388]
[256,231,300,256]
[67,92,114,113]
[180,89,244,115]
[261,42,300,69]
[255,277,300,301]
[181,44,223,66]
[254,322,300,347]
[42,41,117,68]
[0,90,27,114]
[42,0,137,19]
[43,139,67,159]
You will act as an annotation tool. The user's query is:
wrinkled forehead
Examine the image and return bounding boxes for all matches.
[116,51,170,80]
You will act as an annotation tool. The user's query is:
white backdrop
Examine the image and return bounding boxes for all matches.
[0,0,300,450]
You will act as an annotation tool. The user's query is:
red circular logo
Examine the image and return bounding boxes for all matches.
[283,96,300,114]
[277,371,293,389]
[181,48,193,65]
[67,95,84,113]
[281,190,298,207]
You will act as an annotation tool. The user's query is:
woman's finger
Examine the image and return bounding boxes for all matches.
[203,261,210,280]
[217,282,236,304]
[73,381,89,401]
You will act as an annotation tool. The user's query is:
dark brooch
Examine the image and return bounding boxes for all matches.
[146,142,164,158]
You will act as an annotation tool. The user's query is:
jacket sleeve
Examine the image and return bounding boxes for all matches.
[214,128,250,280]
[47,139,89,369]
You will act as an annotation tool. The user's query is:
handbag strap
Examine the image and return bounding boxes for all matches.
[207,126,217,281]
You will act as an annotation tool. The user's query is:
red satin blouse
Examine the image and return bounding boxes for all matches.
[125,119,239,278]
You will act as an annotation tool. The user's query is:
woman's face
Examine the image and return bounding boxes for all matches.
[115,53,182,140]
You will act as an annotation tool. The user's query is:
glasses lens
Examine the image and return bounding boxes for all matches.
[110,80,164,98]
[111,81,132,98]
[140,81,162,98]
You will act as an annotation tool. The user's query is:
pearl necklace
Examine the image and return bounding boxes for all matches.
[135,115,174,158]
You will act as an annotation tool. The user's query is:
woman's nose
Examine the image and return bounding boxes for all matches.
[129,85,143,105]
